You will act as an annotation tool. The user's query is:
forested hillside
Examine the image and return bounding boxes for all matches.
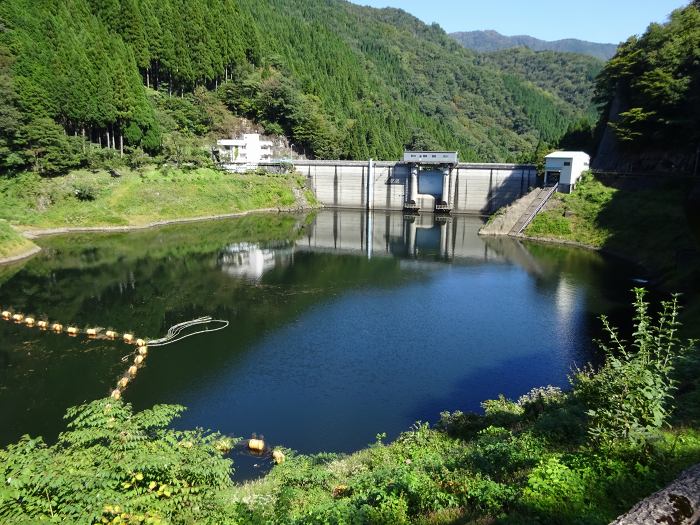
[474,48,603,119]
[0,0,597,176]
[451,30,617,60]
[594,1,700,172]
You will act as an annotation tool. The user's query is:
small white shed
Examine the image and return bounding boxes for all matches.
[544,151,590,193]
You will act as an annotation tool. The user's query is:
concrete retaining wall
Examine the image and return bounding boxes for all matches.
[262,160,537,214]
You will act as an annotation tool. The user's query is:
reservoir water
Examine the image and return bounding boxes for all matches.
[0,210,642,478]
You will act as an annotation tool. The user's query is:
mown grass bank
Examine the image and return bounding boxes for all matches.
[0,167,313,261]
[0,167,311,230]
[0,220,38,261]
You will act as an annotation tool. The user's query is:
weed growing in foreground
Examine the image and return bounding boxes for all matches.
[573,288,696,449]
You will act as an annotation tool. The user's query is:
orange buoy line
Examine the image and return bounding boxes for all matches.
[2,309,227,404]
[0,304,150,401]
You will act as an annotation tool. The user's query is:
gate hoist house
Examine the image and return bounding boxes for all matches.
[544,151,590,193]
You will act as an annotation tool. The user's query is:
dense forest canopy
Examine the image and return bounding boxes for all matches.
[0,0,600,176]
[595,1,700,159]
[474,48,603,120]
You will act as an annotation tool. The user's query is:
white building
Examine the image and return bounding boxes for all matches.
[544,151,591,193]
[217,133,273,170]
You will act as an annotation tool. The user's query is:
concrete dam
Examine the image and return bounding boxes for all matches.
[262,157,537,214]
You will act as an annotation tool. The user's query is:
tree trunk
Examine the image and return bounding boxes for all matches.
[119,132,123,157]
[106,129,111,150]
[610,463,700,524]
[146,68,150,88]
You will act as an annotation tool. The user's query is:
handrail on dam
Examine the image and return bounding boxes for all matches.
[257,160,536,170]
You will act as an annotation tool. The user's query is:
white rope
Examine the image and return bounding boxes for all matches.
[147,316,229,347]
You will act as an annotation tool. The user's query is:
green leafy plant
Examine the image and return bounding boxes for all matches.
[0,398,238,523]
[572,288,696,448]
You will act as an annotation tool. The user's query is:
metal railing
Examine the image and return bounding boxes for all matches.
[516,184,558,234]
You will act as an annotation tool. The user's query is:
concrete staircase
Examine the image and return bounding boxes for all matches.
[509,184,558,235]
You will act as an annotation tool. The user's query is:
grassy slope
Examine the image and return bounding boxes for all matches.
[0,220,37,259]
[0,168,309,231]
[0,167,311,260]
[526,174,698,284]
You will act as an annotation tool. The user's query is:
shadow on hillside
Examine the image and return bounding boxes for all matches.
[592,175,700,326]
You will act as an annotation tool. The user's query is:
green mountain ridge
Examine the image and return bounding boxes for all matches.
[0,0,599,175]
[474,47,604,119]
[451,29,618,60]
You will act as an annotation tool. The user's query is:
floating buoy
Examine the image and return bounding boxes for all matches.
[248,439,265,452]
[272,449,285,464]
[52,323,63,332]
[86,328,98,336]
[123,333,134,344]
[105,330,118,339]
[134,355,144,365]
[37,320,48,329]
[24,317,35,326]
[127,365,138,376]
[66,326,79,336]
[12,313,24,322]
[111,389,121,400]
[136,338,146,347]
[138,346,148,356]
[1,311,10,319]
[117,377,129,388]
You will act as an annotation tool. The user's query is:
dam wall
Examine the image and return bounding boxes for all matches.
[261,160,538,214]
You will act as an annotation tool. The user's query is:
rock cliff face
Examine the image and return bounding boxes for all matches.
[593,94,699,174]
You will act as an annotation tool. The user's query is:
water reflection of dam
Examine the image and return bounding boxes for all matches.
[296,210,505,263]
[217,211,546,280]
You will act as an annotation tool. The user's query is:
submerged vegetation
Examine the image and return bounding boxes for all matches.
[0,291,698,524]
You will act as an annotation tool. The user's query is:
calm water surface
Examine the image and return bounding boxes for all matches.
[0,210,643,478]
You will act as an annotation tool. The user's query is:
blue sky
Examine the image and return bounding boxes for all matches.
[350,0,689,43]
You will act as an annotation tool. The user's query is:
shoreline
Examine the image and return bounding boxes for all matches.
[0,205,657,276]
[0,206,315,266]
[0,245,43,266]
[515,232,656,277]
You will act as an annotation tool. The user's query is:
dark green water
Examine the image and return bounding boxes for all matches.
[0,210,646,478]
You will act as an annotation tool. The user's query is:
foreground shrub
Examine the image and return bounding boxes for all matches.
[573,288,695,449]
[0,399,238,523]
